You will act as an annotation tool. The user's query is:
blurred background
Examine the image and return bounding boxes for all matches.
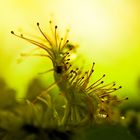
[0,0,140,109]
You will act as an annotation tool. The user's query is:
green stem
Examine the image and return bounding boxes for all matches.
[61,101,71,126]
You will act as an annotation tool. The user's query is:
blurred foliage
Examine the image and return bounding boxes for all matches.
[0,78,17,109]
[73,124,136,140]
[0,77,139,140]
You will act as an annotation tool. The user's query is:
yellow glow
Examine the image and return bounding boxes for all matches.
[0,0,140,100]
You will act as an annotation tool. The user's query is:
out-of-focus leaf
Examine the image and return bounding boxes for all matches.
[0,77,17,109]
[25,77,46,101]
[73,124,136,140]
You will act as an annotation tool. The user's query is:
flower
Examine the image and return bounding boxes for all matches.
[11,21,128,127]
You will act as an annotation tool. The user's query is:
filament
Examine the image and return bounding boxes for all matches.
[54,25,58,48]
[37,22,53,47]
[58,38,63,52]
[63,29,69,47]
[86,74,105,91]
[11,31,54,59]
[61,40,69,51]
[38,68,54,75]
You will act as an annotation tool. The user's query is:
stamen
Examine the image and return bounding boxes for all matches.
[70,70,78,84]
[114,97,128,103]
[49,20,54,37]
[99,92,110,98]
[66,64,72,71]
[106,89,118,94]
[58,38,63,51]
[87,81,104,94]
[82,62,95,87]
[75,76,85,87]
[20,53,53,60]
[86,74,105,90]
[63,29,69,47]
[76,68,79,71]
[106,86,122,94]
[11,31,54,58]
[11,31,14,34]
[55,25,58,48]
[61,40,69,50]
[76,72,88,87]
[66,58,70,61]
[38,68,54,75]
[67,69,74,80]
[96,82,116,91]
[63,52,70,60]
[37,22,53,47]
[119,86,122,89]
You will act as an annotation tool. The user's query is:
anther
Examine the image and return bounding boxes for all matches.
[11,31,14,34]
[70,70,73,73]
[119,86,122,89]
[55,25,58,29]
[103,74,106,77]
[37,22,39,26]
[113,83,116,86]
[125,97,128,100]
[101,81,104,84]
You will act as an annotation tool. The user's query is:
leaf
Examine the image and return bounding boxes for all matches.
[73,124,136,140]
[0,77,17,109]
